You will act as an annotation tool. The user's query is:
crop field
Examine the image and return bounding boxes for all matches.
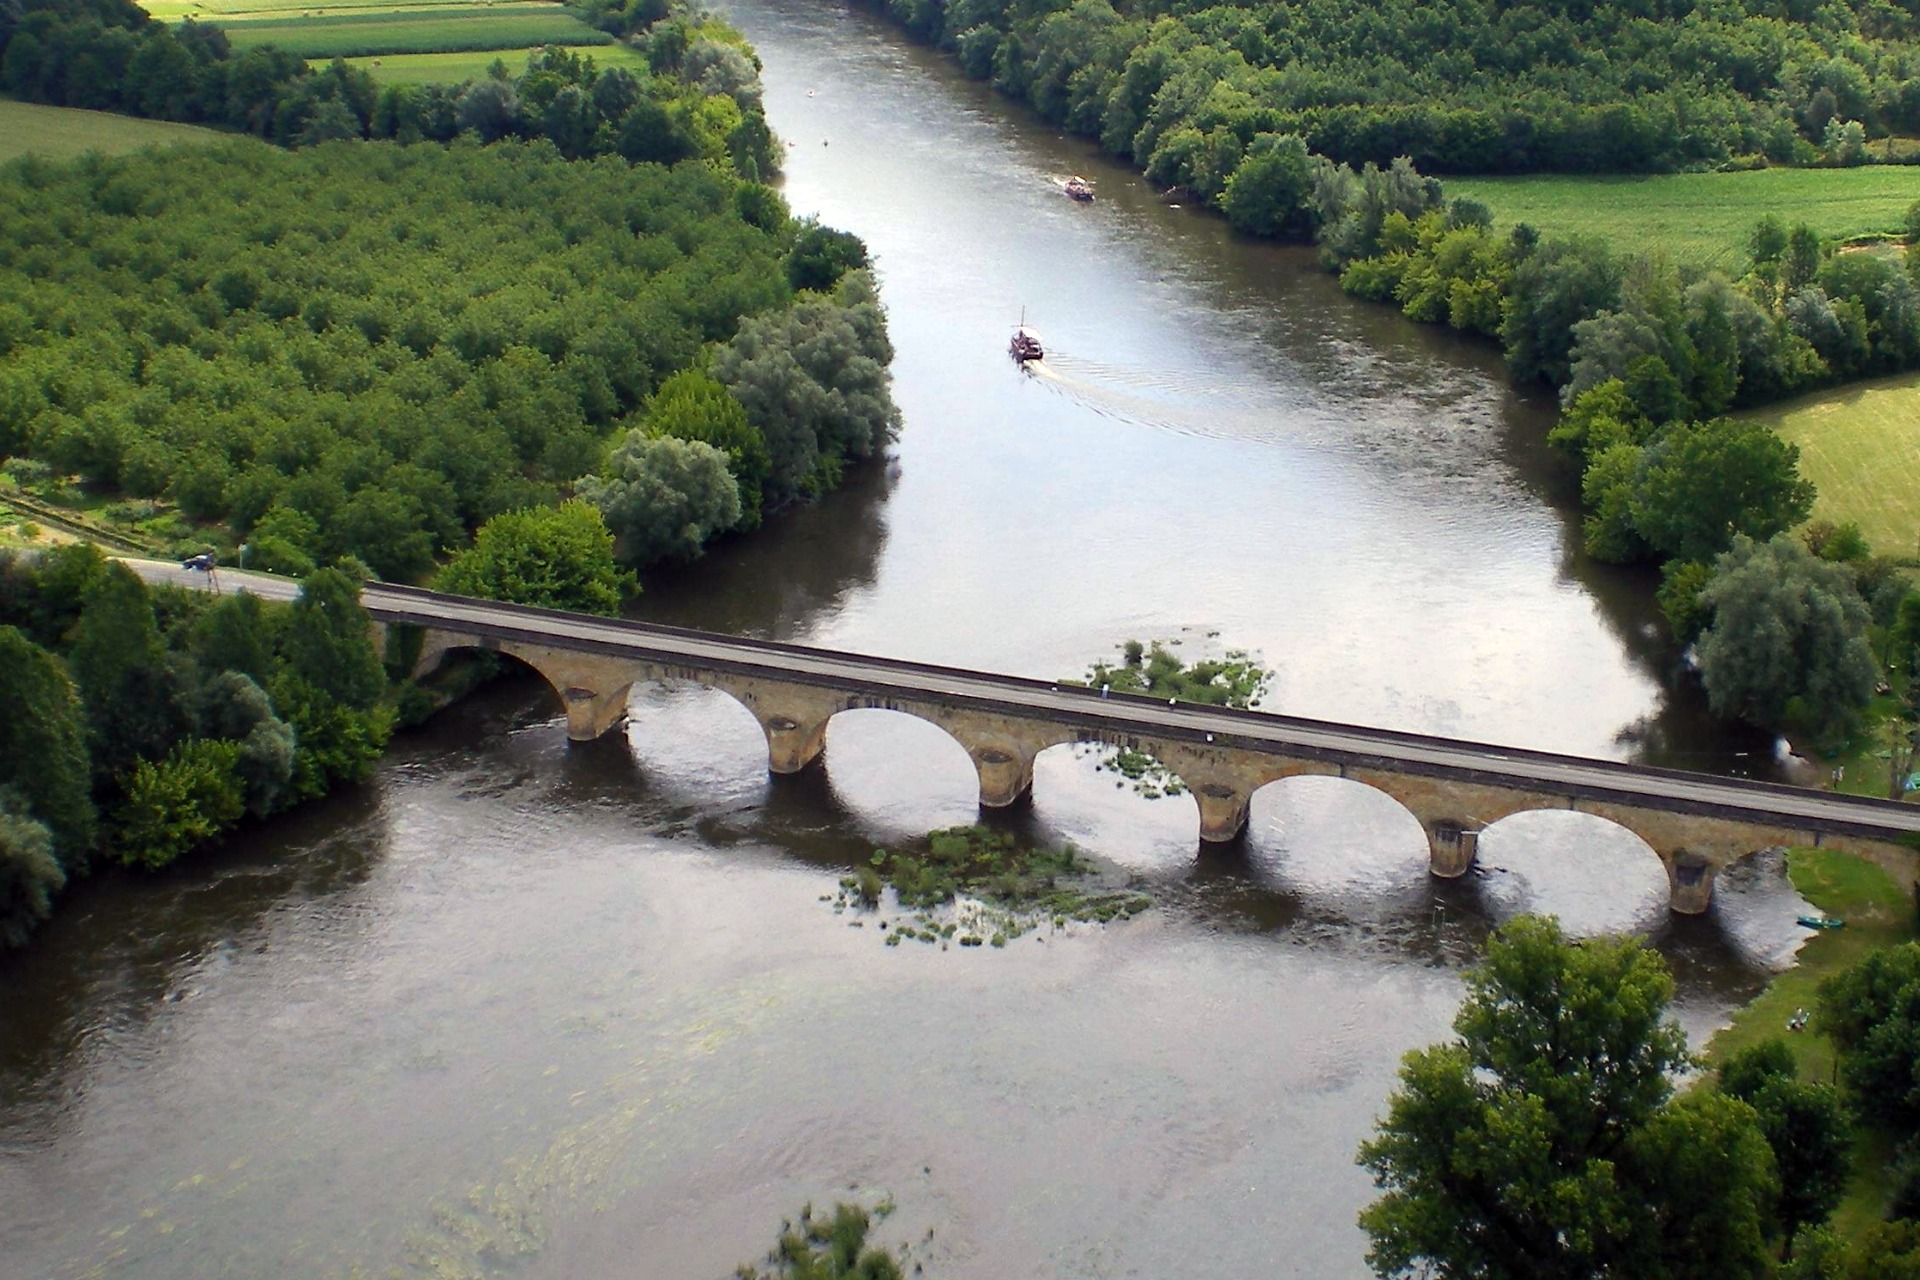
[0,99,227,161]
[1448,168,1920,270]
[1747,373,1920,560]
[143,0,485,15]
[208,4,607,59]
[335,41,647,83]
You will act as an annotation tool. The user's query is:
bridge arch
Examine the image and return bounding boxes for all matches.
[408,629,643,742]
[1243,772,1433,891]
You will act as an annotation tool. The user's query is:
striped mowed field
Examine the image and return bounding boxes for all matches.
[214,5,608,58]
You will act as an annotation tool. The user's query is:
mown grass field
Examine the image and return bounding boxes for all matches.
[214,4,606,58]
[335,41,646,83]
[1703,848,1916,1235]
[1745,372,1920,562]
[0,98,227,161]
[1448,168,1920,271]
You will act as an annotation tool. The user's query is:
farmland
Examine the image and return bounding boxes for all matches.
[0,99,227,161]
[334,41,647,84]
[1747,373,1920,561]
[1447,168,1920,270]
[211,4,607,58]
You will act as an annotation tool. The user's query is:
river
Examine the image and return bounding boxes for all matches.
[0,3,1818,1277]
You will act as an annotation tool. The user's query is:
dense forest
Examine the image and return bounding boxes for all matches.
[0,0,903,946]
[0,138,892,580]
[873,0,1920,176]
[0,549,397,947]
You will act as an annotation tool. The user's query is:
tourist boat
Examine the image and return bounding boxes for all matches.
[1064,175,1095,202]
[1009,312,1043,364]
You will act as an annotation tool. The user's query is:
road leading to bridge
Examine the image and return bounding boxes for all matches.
[126,559,1920,850]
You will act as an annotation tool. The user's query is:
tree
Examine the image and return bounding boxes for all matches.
[1502,239,1623,386]
[1817,942,1920,1137]
[786,220,870,293]
[195,671,296,816]
[1223,133,1313,239]
[711,270,901,506]
[0,627,96,869]
[110,739,245,870]
[1629,418,1815,564]
[1696,535,1877,739]
[1357,915,1776,1280]
[1718,1040,1851,1253]
[282,568,385,711]
[436,501,635,615]
[68,563,189,781]
[189,590,278,686]
[578,433,741,567]
[642,368,771,527]
[0,795,64,949]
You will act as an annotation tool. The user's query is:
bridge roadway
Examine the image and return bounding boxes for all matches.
[133,560,1920,911]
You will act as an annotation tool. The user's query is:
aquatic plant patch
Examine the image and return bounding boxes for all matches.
[827,826,1151,949]
[1063,637,1274,798]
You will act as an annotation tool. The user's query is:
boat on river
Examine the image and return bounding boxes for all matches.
[1009,315,1043,364]
[1064,175,1095,202]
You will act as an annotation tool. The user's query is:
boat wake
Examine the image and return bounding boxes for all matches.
[1020,348,1295,442]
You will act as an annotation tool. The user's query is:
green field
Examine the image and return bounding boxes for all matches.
[1746,373,1920,562]
[0,98,227,161]
[216,4,605,58]
[1448,168,1920,271]
[333,41,646,83]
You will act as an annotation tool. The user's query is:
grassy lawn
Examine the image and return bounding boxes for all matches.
[218,4,604,57]
[332,41,646,83]
[0,98,229,161]
[1743,373,1920,563]
[1448,168,1920,271]
[1703,848,1916,1236]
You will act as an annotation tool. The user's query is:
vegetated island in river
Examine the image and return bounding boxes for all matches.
[829,825,1152,949]
[0,2,904,950]
[1065,637,1273,798]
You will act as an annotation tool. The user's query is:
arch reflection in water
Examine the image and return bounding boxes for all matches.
[1244,775,1434,903]
[816,708,981,839]
[1474,810,1671,936]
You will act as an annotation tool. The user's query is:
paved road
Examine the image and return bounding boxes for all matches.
[128,559,1920,845]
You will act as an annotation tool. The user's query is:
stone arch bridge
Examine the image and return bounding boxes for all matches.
[326,582,1920,916]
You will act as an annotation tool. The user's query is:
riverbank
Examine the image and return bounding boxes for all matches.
[1705,847,1916,1233]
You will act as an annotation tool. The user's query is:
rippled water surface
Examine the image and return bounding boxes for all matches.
[0,3,1816,1277]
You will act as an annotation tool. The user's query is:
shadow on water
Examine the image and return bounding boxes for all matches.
[0,784,388,1139]
[630,454,897,639]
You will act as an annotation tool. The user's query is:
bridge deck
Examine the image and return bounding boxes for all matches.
[366,583,1920,847]
[132,562,1920,847]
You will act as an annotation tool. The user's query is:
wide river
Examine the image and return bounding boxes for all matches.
[1,4,1822,1277]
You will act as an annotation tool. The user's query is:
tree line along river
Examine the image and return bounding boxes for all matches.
[0,1,1822,1276]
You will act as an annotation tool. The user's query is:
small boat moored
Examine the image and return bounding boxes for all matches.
[1009,324,1044,364]
[1064,175,1095,202]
